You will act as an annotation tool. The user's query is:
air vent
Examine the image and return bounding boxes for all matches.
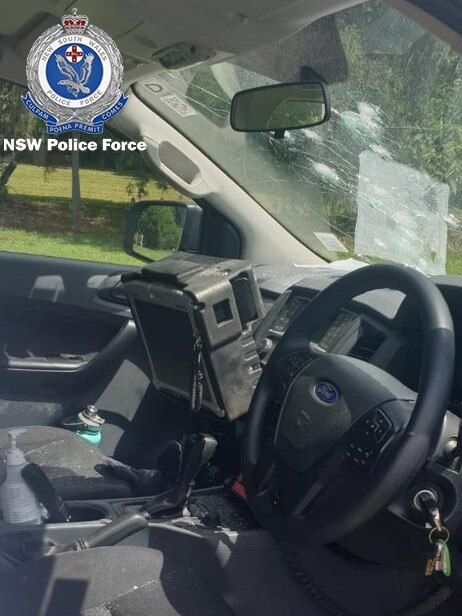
[350,328,386,361]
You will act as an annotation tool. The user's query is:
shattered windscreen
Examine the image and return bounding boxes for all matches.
[137,0,462,275]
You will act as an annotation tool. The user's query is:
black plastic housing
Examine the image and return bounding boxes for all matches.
[122,252,264,420]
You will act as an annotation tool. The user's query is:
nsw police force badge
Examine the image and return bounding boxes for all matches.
[23,8,128,134]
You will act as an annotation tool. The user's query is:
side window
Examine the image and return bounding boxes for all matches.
[0,79,186,265]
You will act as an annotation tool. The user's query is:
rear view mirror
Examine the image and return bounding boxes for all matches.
[230,81,330,133]
[124,200,202,262]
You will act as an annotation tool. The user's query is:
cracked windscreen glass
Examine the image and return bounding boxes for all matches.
[137,0,462,275]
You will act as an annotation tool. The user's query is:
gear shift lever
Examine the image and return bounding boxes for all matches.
[144,432,217,517]
[59,434,217,552]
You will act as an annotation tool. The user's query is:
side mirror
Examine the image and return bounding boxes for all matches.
[124,200,202,262]
[230,81,330,133]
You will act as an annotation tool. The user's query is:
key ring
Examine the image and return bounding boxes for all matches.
[429,526,450,544]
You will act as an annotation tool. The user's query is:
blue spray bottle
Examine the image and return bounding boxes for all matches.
[62,405,105,445]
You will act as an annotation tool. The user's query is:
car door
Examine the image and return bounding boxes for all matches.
[0,250,141,427]
[0,95,193,461]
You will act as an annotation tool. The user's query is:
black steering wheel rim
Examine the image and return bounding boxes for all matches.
[243,264,455,544]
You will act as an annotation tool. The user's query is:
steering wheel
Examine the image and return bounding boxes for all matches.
[243,264,455,544]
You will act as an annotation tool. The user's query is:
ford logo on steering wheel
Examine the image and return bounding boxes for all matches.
[314,381,339,403]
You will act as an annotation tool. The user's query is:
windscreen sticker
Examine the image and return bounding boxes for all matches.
[145,78,169,95]
[160,94,197,117]
[314,232,348,253]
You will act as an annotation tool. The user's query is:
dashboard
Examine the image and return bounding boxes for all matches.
[126,255,462,421]
[259,294,391,362]
[121,256,462,555]
[252,264,462,409]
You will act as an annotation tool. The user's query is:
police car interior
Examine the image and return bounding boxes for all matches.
[1,1,462,615]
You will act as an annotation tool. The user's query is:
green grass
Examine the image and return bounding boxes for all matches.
[447,249,462,275]
[0,227,170,265]
[0,163,185,265]
[3,164,462,273]
[134,245,171,262]
[7,164,184,204]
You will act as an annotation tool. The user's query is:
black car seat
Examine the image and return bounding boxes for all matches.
[0,426,131,500]
[0,545,327,616]
[0,546,237,616]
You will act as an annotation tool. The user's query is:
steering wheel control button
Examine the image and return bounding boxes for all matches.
[314,381,340,404]
[344,442,374,468]
[363,410,392,444]
[275,353,312,397]
[286,353,311,377]
[344,409,393,470]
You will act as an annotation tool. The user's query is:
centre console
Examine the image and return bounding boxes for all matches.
[0,487,259,569]
[0,432,258,569]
